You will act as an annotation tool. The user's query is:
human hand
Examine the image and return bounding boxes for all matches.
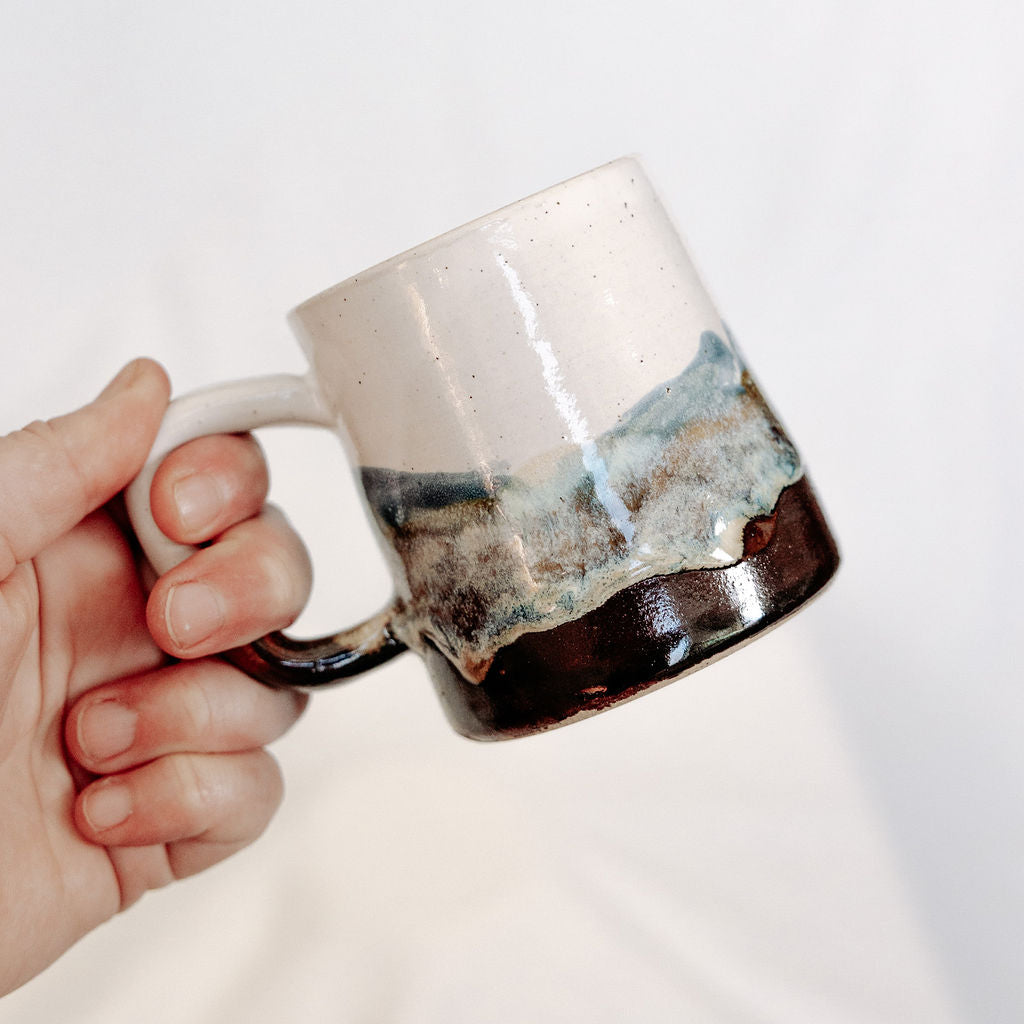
[0,360,311,996]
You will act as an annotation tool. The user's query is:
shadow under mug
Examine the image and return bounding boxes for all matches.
[125,157,839,740]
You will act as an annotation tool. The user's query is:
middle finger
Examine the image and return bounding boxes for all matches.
[145,504,312,660]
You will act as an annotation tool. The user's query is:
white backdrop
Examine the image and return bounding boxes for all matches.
[2,3,1021,1021]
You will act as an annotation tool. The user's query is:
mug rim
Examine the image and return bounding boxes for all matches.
[288,154,642,318]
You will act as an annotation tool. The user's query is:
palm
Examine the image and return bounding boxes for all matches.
[0,508,169,979]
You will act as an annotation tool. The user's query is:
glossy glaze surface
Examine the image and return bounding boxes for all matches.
[288,158,722,474]
[362,329,803,682]
[425,476,839,740]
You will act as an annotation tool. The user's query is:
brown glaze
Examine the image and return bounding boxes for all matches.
[225,617,407,689]
[423,475,839,740]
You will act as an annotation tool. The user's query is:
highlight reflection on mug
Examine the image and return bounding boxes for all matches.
[361,329,801,682]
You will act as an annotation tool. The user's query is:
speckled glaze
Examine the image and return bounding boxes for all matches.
[128,157,839,739]
[288,157,727,475]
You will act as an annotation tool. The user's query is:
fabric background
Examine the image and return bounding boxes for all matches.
[2,3,1021,1021]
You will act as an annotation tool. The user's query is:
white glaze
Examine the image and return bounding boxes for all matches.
[288,157,724,473]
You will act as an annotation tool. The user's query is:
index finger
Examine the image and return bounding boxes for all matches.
[0,359,170,580]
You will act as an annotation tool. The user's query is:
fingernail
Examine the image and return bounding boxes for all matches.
[166,581,225,650]
[77,699,138,762]
[83,781,133,831]
[173,473,224,533]
[98,359,144,399]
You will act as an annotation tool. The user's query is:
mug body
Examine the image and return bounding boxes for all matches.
[287,158,838,739]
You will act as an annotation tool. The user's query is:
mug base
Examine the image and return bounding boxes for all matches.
[424,475,840,741]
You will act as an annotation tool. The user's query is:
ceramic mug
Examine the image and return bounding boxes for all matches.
[125,157,839,740]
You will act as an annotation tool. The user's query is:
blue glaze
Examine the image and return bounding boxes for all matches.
[359,331,803,680]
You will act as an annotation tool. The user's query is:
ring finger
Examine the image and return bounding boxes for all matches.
[66,658,307,775]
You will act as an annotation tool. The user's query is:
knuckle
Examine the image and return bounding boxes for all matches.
[180,669,217,741]
[255,542,303,615]
[238,434,270,489]
[171,755,214,822]
[0,421,89,574]
[21,419,91,504]
[255,752,285,811]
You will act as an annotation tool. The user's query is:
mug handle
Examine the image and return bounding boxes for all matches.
[124,372,408,689]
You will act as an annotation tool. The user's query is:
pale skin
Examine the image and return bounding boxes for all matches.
[0,359,313,996]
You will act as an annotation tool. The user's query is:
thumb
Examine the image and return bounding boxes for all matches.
[0,359,170,581]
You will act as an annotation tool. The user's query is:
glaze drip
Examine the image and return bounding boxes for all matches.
[361,330,802,682]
